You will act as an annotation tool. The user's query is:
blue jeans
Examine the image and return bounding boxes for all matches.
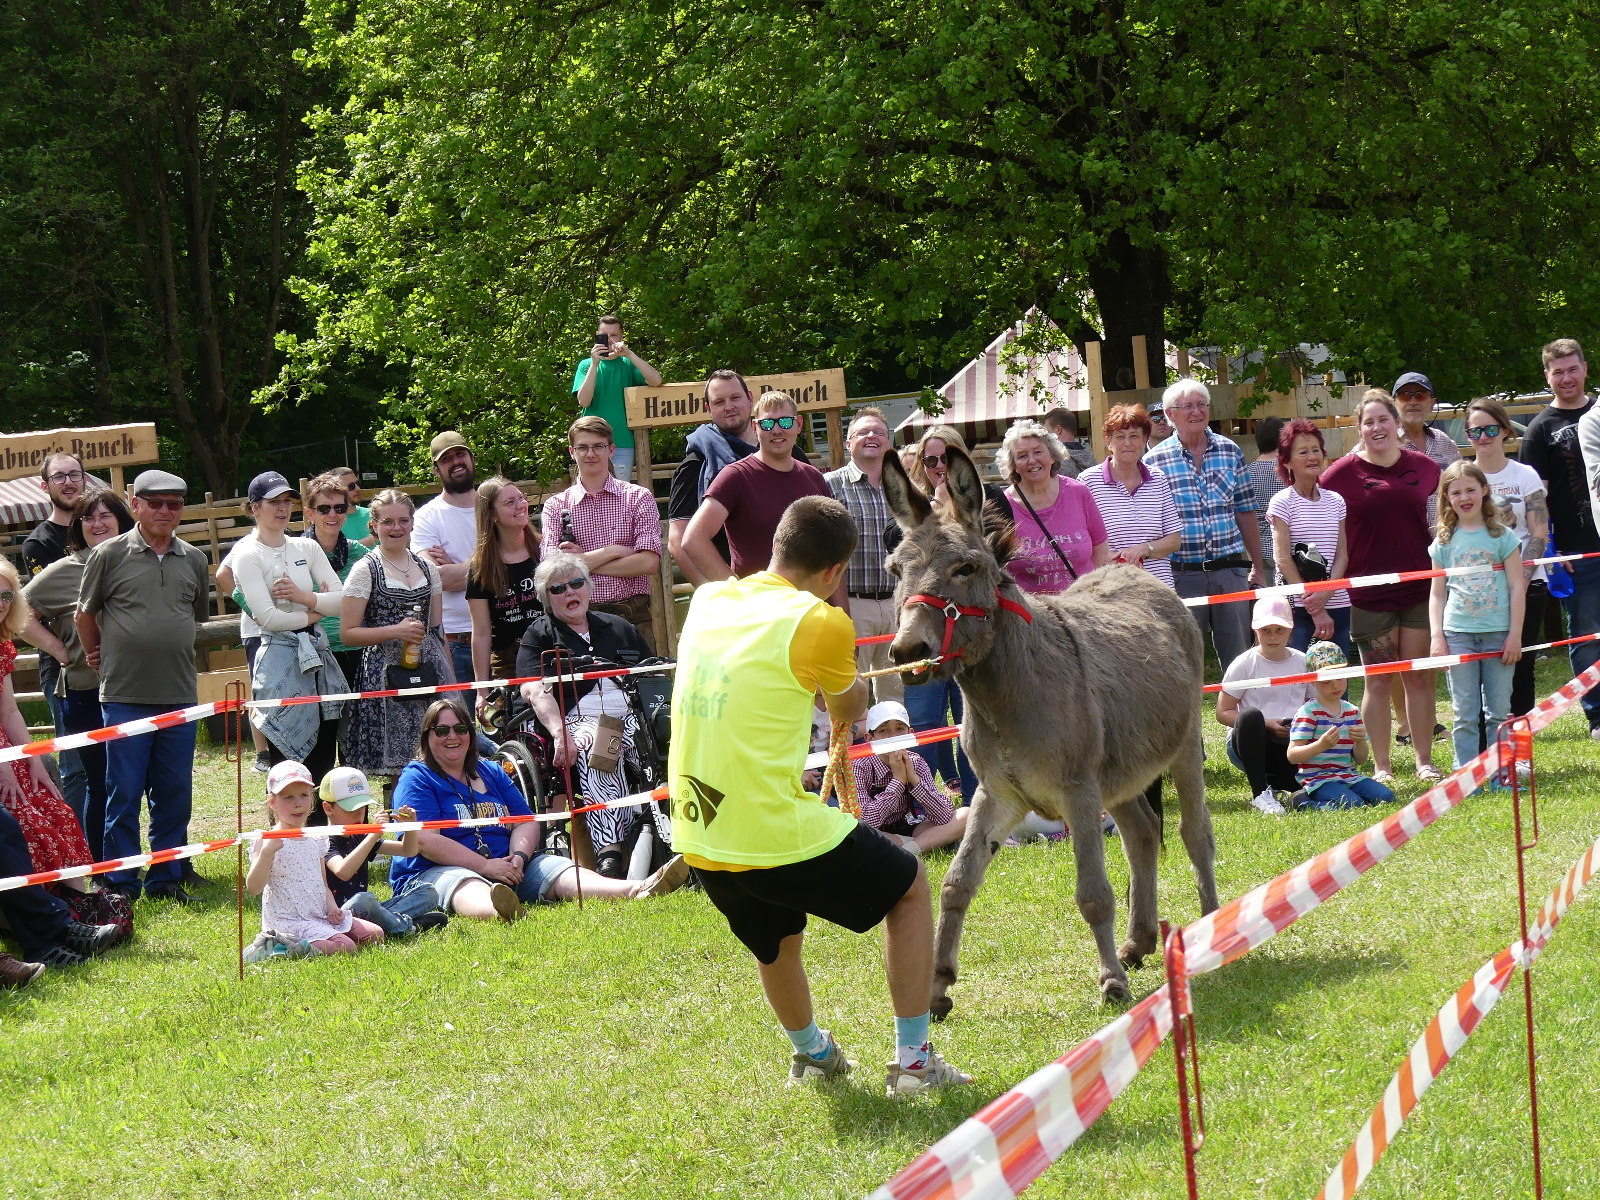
[101,703,198,891]
[1444,630,1514,770]
[1561,555,1600,723]
[611,447,636,481]
[1289,605,1353,659]
[342,884,439,936]
[902,677,976,802]
[1302,776,1395,810]
[446,639,502,758]
[40,658,89,830]
[59,688,109,862]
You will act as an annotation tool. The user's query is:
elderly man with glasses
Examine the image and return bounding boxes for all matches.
[1143,378,1266,668]
[75,469,210,903]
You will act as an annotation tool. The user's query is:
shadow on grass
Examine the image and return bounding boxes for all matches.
[1180,945,1407,1043]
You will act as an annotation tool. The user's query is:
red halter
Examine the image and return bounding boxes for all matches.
[902,589,1033,661]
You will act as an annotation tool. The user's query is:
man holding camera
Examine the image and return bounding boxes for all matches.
[572,314,663,482]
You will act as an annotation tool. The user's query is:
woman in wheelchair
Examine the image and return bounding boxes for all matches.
[515,552,653,878]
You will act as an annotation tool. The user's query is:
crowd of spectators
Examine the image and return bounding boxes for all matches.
[4,328,1599,990]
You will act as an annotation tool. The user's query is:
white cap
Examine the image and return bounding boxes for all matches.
[265,760,314,794]
[865,701,912,733]
[318,766,376,811]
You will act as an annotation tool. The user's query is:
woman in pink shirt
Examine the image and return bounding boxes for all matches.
[997,420,1110,593]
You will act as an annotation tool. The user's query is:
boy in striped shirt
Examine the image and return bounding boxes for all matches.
[1287,641,1396,810]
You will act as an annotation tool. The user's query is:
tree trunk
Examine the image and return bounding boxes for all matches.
[1086,229,1171,391]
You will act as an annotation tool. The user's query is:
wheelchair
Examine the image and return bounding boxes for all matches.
[484,656,674,872]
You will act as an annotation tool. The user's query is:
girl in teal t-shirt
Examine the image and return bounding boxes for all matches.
[1428,462,1526,775]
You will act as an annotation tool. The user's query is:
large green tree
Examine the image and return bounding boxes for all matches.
[295,0,1600,462]
[0,0,325,494]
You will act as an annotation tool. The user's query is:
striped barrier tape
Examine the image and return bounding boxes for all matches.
[868,661,1600,1200]
[1203,632,1600,695]
[0,725,965,893]
[1179,551,1600,609]
[1317,831,1600,1200]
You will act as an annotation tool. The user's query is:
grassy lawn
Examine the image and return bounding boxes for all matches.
[4,656,1599,1199]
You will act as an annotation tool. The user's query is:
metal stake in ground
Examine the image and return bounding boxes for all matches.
[1500,714,1543,1198]
[541,646,584,908]
[227,680,247,982]
[1162,920,1205,1200]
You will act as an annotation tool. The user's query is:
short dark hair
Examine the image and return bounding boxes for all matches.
[707,368,750,397]
[598,313,622,328]
[66,490,134,552]
[1254,415,1286,456]
[1042,407,1079,438]
[40,452,84,483]
[771,496,857,575]
[1543,337,1586,368]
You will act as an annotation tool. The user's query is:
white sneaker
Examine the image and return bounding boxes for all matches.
[1251,788,1287,815]
[1515,761,1531,781]
[885,1043,974,1098]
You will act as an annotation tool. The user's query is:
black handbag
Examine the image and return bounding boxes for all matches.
[386,661,441,690]
[1291,541,1330,583]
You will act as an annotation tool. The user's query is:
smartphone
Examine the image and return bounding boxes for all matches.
[593,331,611,354]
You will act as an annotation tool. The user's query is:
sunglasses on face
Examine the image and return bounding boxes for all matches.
[922,452,949,468]
[757,416,797,431]
[1465,424,1504,441]
[547,576,588,596]
[312,502,350,515]
[429,723,471,738]
[0,591,12,605]
[140,497,184,512]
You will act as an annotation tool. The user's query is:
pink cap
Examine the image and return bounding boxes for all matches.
[265,760,315,794]
[1251,595,1295,630]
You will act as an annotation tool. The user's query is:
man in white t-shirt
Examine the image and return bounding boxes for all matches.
[412,431,480,684]
[1215,597,1315,814]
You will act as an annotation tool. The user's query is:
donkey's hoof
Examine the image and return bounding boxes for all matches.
[1100,976,1134,1006]
[930,994,953,1023]
[1118,940,1154,970]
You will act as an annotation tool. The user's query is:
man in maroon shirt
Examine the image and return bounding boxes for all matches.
[682,391,841,603]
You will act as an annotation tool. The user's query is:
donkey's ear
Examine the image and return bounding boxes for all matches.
[944,447,987,533]
[882,445,933,529]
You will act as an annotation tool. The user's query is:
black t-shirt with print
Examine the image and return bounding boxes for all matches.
[465,557,543,660]
[1521,400,1600,553]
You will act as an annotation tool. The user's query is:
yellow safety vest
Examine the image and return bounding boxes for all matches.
[669,576,856,868]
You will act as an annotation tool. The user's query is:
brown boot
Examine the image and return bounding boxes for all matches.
[0,953,45,990]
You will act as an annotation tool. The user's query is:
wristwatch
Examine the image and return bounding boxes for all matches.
[510,850,531,867]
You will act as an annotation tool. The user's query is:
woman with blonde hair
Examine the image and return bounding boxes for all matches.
[466,476,541,687]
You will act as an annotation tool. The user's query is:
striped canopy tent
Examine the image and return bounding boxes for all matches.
[897,311,1091,446]
[0,475,109,529]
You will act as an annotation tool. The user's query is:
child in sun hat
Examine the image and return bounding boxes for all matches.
[1217,595,1315,815]
[850,701,968,853]
[1286,642,1396,810]
[319,766,448,937]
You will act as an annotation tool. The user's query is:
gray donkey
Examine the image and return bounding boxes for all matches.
[881,446,1218,1010]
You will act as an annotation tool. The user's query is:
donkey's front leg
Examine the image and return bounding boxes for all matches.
[1066,784,1131,1005]
[931,785,1019,1021]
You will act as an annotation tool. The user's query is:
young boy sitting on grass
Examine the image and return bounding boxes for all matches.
[320,766,448,936]
[851,701,967,853]
[1287,641,1397,811]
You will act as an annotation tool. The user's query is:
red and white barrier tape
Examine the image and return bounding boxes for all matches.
[868,661,1600,1200]
[1179,551,1600,609]
[1203,632,1600,695]
[1317,832,1600,1200]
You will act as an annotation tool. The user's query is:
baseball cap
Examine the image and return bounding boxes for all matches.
[318,766,376,811]
[247,471,295,503]
[131,469,187,497]
[1251,596,1295,630]
[429,431,471,461]
[1304,640,1348,672]
[865,701,912,734]
[265,760,315,794]
[1147,404,1166,423]
[1392,371,1434,396]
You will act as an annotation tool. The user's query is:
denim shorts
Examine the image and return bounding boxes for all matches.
[402,853,575,908]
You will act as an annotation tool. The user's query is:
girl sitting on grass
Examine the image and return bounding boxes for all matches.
[246,760,385,956]
[1287,641,1396,810]
[1428,460,1525,776]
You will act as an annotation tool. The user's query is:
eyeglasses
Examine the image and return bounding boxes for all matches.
[921,452,949,468]
[571,442,612,455]
[0,591,13,605]
[1168,401,1210,414]
[1465,424,1504,441]
[547,576,588,596]
[47,470,84,485]
[312,502,350,515]
[757,416,797,431]
[139,497,185,511]
[429,723,471,738]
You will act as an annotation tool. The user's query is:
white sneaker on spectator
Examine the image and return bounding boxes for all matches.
[1251,788,1287,815]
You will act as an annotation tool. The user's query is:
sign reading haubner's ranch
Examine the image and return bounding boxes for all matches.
[624,369,848,429]
[0,423,159,482]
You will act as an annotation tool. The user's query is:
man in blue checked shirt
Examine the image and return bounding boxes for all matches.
[1143,378,1266,668]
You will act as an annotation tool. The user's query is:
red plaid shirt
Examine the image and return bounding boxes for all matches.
[540,475,662,604]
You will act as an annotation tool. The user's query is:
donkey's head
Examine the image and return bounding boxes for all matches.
[883,444,1019,682]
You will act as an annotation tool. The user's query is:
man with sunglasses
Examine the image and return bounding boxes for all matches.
[681,392,839,602]
[76,470,210,902]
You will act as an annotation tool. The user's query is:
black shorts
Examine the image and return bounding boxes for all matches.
[697,825,921,964]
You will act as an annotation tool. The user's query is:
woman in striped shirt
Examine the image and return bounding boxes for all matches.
[1266,417,1351,657]
[1080,404,1181,586]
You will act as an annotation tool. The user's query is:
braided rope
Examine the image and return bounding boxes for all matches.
[817,719,861,817]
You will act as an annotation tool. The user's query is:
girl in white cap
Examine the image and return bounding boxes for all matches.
[850,702,968,852]
[1216,596,1316,814]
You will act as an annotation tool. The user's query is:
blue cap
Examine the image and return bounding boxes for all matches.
[1393,371,1434,396]
[248,471,295,503]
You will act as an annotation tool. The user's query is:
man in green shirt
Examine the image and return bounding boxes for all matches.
[571,313,662,482]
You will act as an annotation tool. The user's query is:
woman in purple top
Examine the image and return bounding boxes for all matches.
[997,420,1109,593]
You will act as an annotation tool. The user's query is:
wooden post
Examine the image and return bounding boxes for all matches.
[204,491,224,616]
[1085,341,1108,459]
[1176,347,1190,377]
[110,465,125,496]
[1216,354,1231,388]
[825,409,845,470]
[1131,335,1151,391]
[655,520,676,656]
[632,426,652,488]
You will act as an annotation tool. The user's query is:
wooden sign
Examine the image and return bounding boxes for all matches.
[0,423,159,483]
[624,368,848,429]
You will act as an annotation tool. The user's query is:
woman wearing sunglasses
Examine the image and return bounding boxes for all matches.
[514,552,653,878]
[1465,397,1548,715]
[387,698,687,920]
[301,471,373,685]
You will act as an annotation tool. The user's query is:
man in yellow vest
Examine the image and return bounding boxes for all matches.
[670,495,971,1096]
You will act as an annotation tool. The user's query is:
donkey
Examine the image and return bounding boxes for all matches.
[882,446,1218,1010]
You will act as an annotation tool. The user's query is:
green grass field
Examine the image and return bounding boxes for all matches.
[4,659,1599,1199]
